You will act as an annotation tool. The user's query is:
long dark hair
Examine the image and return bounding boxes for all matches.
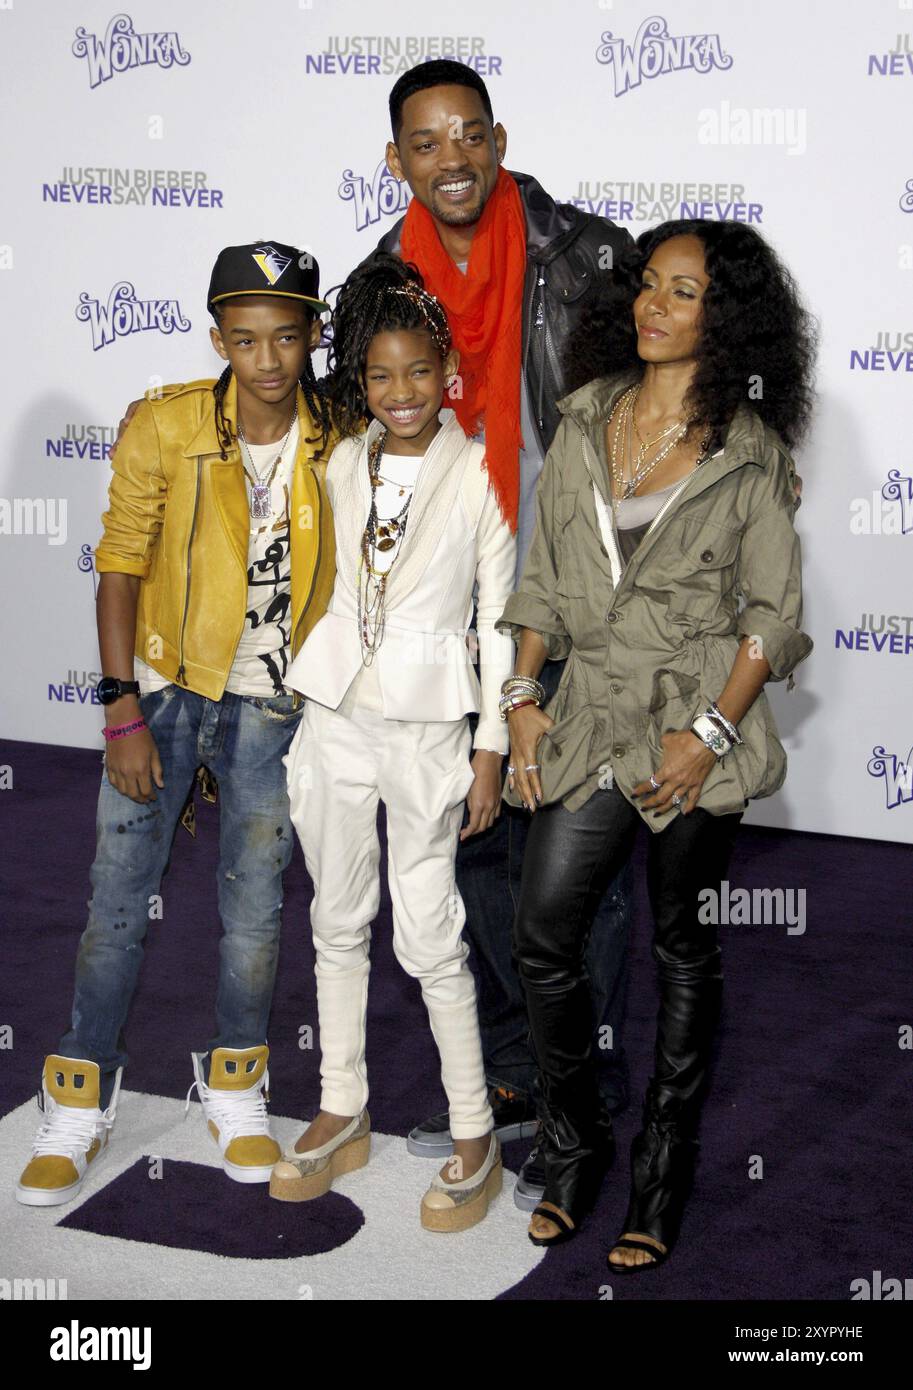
[564,219,818,450]
[324,251,453,439]
[210,303,333,460]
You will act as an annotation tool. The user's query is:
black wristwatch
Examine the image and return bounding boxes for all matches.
[96,677,141,706]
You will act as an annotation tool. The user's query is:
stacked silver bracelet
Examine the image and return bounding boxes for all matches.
[709,701,743,746]
[499,675,546,722]
[690,701,743,759]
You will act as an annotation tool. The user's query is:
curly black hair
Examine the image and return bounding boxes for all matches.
[324,251,453,439]
[209,298,332,460]
[564,219,818,450]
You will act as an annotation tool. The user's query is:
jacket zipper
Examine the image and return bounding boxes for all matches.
[580,433,623,586]
[537,275,547,431]
[522,262,537,387]
[521,264,548,451]
[175,458,202,686]
[542,298,564,410]
[579,428,719,595]
[639,464,704,542]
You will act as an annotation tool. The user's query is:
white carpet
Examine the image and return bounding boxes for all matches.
[0,1089,544,1300]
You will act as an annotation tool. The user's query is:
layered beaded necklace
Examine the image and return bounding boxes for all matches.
[608,385,686,504]
[357,429,413,663]
[607,384,711,509]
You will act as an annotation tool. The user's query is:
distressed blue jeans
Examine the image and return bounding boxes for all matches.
[56,684,301,1107]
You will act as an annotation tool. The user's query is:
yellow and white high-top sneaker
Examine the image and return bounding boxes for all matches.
[16,1056,122,1207]
[187,1046,280,1183]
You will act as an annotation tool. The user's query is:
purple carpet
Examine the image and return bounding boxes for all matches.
[2,736,910,1300]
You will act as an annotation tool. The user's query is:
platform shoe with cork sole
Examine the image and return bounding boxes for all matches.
[420,1133,502,1233]
[269,1110,371,1201]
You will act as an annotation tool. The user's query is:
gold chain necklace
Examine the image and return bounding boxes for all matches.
[632,393,684,451]
[609,386,687,503]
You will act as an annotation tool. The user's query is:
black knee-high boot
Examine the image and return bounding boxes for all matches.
[614,801,742,1265]
[519,958,615,1224]
[620,949,723,1254]
[511,788,641,1236]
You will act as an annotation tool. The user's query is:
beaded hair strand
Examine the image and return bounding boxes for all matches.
[325,252,453,439]
[210,307,333,461]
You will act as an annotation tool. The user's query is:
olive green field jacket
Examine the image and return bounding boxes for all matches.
[496,373,814,832]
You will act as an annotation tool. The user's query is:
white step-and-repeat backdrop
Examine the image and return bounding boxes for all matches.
[1,0,911,844]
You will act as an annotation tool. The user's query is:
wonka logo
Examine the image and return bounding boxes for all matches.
[881,469,913,532]
[78,542,98,598]
[596,15,732,97]
[339,162,411,231]
[76,282,191,351]
[72,14,190,89]
[867,746,913,809]
[849,469,913,534]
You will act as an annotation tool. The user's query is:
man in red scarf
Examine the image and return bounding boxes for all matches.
[372,61,634,1211]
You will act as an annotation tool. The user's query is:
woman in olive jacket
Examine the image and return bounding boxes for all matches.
[496,219,816,1271]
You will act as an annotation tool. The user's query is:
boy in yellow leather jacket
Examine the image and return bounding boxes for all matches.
[16,241,336,1207]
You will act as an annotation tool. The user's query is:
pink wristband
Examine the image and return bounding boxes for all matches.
[103,718,148,742]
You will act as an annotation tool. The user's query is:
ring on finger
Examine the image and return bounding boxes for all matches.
[649,773,662,791]
[524,763,540,772]
[671,792,684,808]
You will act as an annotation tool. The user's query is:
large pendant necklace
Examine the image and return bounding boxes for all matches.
[357,429,413,662]
[238,412,296,520]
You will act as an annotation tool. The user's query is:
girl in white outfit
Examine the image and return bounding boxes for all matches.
[270,254,516,1231]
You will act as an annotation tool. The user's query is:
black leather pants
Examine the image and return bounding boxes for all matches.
[512,784,743,1225]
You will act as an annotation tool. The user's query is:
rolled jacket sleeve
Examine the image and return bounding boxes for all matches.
[95,399,167,578]
[736,447,813,680]
[495,434,572,661]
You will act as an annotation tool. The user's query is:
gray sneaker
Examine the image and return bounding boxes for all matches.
[406,1084,539,1157]
[513,1131,546,1211]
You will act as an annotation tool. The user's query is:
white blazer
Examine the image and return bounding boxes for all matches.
[285,409,516,754]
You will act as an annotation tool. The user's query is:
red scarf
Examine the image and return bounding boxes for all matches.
[400,167,527,532]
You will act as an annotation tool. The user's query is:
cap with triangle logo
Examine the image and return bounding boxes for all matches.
[207,240,329,313]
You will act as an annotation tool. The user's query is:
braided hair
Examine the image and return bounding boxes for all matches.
[210,301,333,461]
[325,252,453,439]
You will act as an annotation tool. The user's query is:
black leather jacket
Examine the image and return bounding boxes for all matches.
[373,169,634,455]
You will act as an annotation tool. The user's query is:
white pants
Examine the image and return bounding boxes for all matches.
[285,697,493,1139]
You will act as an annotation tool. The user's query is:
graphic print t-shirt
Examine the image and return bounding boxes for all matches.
[224,418,299,696]
[134,419,299,698]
